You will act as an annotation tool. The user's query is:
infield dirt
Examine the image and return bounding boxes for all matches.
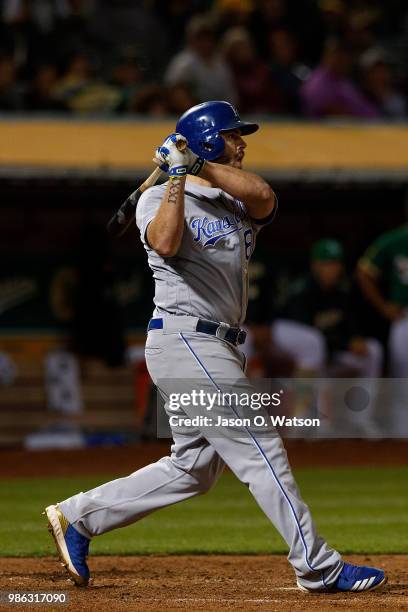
[0,554,407,611]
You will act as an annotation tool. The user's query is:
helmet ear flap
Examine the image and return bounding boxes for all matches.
[199,132,225,160]
[200,141,214,153]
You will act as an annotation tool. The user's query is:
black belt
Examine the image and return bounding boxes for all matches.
[147,318,246,346]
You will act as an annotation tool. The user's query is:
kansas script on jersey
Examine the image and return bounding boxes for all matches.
[136,181,275,327]
[190,195,247,247]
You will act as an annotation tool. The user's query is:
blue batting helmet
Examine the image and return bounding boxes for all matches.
[176,101,259,161]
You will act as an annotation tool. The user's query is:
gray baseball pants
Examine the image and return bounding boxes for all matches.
[60,315,343,590]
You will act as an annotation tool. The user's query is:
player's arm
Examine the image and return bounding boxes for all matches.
[199,162,276,220]
[147,177,186,257]
[356,238,405,321]
[356,265,404,321]
[148,134,202,257]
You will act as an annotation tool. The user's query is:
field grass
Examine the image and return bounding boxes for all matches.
[0,467,407,557]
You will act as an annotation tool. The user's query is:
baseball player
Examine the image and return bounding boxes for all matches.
[280,239,383,378]
[357,225,408,434]
[45,101,386,593]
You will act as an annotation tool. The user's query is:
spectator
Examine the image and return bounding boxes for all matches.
[215,0,254,32]
[89,0,167,77]
[1,0,44,63]
[24,63,63,111]
[0,0,407,116]
[345,6,379,57]
[166,83,196,115]
[248,0,289,57]
[0,55,22,110]
[131,84,168,116]
[151,0,200,58]
[318,0,348,39]
[53,50,121,113]
[132,82,195,117]
[165,14,237,104]
[54,0,96,19]
[301,38,380,118]
[268,26,309,115]
[221,27,283,113]
[50,0,97,65]
[360,47,406,119]
[110,47,145,113]
[52,50,92,99]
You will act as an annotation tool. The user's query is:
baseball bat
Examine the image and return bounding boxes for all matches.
[106,166,164,237]
[106,138,187,238]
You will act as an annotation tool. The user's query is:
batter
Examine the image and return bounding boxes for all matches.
[45,101,387,594]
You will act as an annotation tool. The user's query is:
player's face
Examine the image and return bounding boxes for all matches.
[312,260,343,289]
[220,129,247,169]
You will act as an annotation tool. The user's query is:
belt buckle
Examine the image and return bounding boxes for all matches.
[216,322,230,341]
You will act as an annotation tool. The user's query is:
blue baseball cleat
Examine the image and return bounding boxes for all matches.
[298,561,387,593]
[333,562,387,592]
[45,504,90,586]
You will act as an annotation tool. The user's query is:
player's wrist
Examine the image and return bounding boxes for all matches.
[168,165,188,177]
[188,157,205,176]
[168,174,186,182]
[195,160,211,179]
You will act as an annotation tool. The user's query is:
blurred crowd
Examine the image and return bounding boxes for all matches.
[0,0,407,118]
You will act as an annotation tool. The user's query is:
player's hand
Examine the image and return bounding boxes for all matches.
[348,337,369,357]
[153,133,204,177]
[380,302,405,322]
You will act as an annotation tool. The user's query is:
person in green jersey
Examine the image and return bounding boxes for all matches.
[357,225,408,435]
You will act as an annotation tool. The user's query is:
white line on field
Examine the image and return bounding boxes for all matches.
[147,597,371,604]
[276,587,300,591]
[148,599,285,604]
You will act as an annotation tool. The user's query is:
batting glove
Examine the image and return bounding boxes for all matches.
[154,133,204,178]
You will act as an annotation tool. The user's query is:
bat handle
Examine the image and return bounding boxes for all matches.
[106,167,164,237]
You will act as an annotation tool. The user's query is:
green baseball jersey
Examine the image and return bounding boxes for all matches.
[359,225,408,306]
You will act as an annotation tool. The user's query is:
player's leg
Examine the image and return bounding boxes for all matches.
[330,340,383,435]
[175,331,386,592]
[272,319,326,374]
[46,427,224,585]
[389,316,408,377]
[58,431,224,539]
[333,339,383,378]
[46,330,226,584]
[169,331,343,591]
[388,316,408,435]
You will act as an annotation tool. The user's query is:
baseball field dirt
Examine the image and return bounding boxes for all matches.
[0,555,406,611]
[2,440,408,478]
[1,441,407,610]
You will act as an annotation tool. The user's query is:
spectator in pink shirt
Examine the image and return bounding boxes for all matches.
[301,38,379,118]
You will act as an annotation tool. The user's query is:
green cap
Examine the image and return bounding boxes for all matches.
[311,239,344,261]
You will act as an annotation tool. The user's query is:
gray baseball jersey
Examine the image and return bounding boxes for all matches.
[136,180,271,326]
